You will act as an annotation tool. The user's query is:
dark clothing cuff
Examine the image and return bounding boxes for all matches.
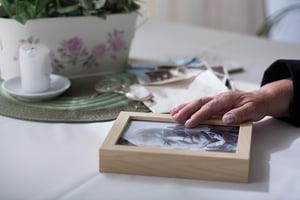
[261,59,300,126]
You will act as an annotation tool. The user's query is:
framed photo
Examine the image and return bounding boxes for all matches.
[99,111,252,182]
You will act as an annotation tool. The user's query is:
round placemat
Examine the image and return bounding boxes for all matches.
[0,72,150,122]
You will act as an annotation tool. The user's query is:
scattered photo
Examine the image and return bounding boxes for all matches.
[128,59,209,85]
[145,70,172,82]
[128,57,238,91]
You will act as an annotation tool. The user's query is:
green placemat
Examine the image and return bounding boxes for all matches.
[0,72,150,122]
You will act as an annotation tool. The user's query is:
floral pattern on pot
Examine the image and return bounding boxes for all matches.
[108,29,128,59]
[14,29,128,73]
[50,29,128,72]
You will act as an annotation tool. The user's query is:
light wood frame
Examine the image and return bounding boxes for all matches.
[99,111,252,182]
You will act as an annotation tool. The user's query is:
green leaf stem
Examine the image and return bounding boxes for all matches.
[0,0,140,24]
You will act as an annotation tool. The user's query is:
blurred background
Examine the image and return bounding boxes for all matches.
[139,0,300,45]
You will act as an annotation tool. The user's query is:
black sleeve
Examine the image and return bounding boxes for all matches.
[261,59,300,126]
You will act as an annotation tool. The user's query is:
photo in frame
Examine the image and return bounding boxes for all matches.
[119,120,239,153]
[99,111,253,182]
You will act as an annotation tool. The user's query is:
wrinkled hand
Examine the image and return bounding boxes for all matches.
[170,79,293,128]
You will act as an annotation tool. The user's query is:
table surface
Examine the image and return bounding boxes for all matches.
[1,20,300,200]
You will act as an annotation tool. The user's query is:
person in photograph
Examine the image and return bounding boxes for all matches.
[122,124,238,152]
[171,59,300,128]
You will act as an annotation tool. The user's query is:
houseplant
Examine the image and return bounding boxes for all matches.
[0,0,141,80]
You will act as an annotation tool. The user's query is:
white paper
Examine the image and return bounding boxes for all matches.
[144,70,228,113]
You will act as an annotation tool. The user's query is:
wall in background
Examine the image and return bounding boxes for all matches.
[140,0,300,45]
[265,0,300,44]
[141,0,265,36]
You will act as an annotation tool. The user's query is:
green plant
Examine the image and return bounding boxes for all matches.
[0,0,140,24]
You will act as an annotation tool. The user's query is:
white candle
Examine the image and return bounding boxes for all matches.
[19,44,51,93]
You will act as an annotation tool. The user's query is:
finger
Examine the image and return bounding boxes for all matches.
[172,97,212,123]
[170,103,188,116]
[222,103,266,124]
[184,93,239,127]
[184,103,220,128]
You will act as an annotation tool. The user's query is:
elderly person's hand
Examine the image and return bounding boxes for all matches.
[170,79,293,128]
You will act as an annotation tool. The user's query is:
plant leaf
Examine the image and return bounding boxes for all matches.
[0,0,140,24]
[56,4,80,14]
[35,0,52,17]
[93,0,106,9]
[0,0,13,16]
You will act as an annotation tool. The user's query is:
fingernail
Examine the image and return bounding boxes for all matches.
[172,113,178,119]
[185,119,193,127]
[223,113,235,124]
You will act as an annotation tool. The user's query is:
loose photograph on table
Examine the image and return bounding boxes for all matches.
[118,120,239,153]
[128,58,210,85]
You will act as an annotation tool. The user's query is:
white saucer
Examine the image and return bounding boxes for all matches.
[1,74,71,102]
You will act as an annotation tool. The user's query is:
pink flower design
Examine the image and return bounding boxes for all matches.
[92,43,107,58]
[63,37,84,56]
[49,30,129,71]
[109,30,127,52]
[49,49,56,61]
[27,36,34,44]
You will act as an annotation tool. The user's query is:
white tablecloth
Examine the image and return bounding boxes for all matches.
[1,20,300,200]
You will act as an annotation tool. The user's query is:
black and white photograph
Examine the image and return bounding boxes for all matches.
[119,120,239,153]
[128,60,209,85]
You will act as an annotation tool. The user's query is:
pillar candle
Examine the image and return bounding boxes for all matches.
[19,44,51,93]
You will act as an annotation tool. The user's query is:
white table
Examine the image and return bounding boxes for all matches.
[1,20,300,200]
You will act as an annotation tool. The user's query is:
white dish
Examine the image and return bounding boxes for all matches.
[1,74,71,102]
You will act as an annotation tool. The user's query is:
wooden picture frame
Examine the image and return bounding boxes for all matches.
[99,111,252,182]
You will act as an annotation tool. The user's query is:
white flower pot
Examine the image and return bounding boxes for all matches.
[0,13,137,80]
